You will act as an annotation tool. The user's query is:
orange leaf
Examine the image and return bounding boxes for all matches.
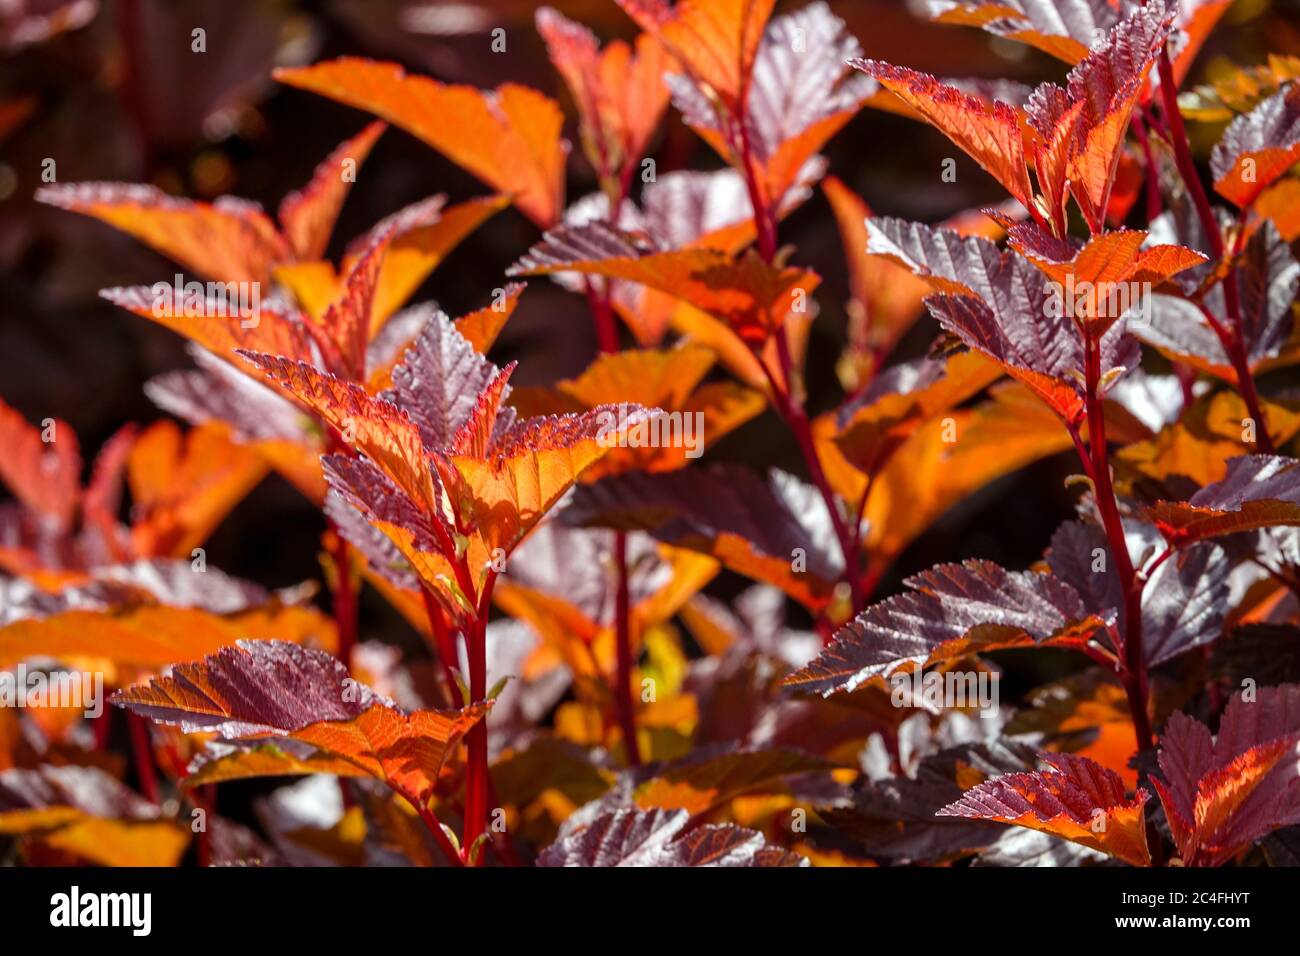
[511,222,818,346]
[855,60,1034,212]
[114,641,486,807]
[101,285,322,375]
[537,8,672,176]
[276,58,567,227]
[0,602,336,670]
[278,120,386,261]
[939,752,1151,866]
[0,397,80,531]
[617,0,774,110]
[240,352,436,514]
[508,346,763,479]
[36,183,290,284]
[363,194,511,330]
[447,406,652,560]
[127,421,268,559]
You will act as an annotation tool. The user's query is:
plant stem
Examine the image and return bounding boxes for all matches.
[736,110,777,262]
[410,799,466,867]
[1156,49,1223,260]
[329,529,357,667]
[1082,335,1155,757]
[612,529,642,765]
[1082,329,1167,864]
[585,281,621,354]
[1155,46,1274,450]
[484,775,522,866]
[422,587,463,708]
[462,568,497,865]
[770,333,865,614]
[1132,111,1164,223]
[582,238,642,767]
[195,785,214,867]
[735,119,863,615]
[1187,300,1277,454]
[127,712,159,804]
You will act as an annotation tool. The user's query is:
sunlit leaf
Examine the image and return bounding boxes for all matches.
[276,58,567,227]
[785,560,1110,697]
[938,751,1151,866]
[278,120,386,261]
[1146,454,1300,546]
[510,221,818,346]
[1211,84,1300,208]
[616,0,775,111]
[0,396,80,532]
[114,641,486,806]
[0,765,188,867]
[36,183,289,283]
[509,346,764,479]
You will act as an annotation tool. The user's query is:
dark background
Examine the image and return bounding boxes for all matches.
[1,0,1295,624]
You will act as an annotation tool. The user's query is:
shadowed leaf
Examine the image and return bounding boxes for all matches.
[537,805,805,866]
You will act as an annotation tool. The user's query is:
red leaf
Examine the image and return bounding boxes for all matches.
[928,0,1227,82]
[873,218,1140,426]
[379,309,512,453]
[563,463,843,611]
[938,751,1151,866]
[1153,686,1300,866]
[0,396,80,532]
[1029,2,1175,232]
[113,641,486,806]
[852,60,1035,213]
[1146,454,1300,545]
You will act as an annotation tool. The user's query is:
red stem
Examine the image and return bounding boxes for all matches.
[94,705,114,750]
[1082,336,1155,758]
[463,568,497,865]
[1189,300,1277,454]
[195,785,214,867]
[585,281,621,354]
[1155,46,1274,450]
[1156,49,1223,260]
[769,333,865,613]
[423,587,464,708]
[329,530,357,667]
[484,775,522,867]
[734,109,863,614]
[583,181,642,767]
[612,529,641,765]
[410,798,466,867]
[127,712,159,804]
[1132,111,1164,223]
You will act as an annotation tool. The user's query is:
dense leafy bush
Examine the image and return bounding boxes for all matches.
[3,0,1300,869]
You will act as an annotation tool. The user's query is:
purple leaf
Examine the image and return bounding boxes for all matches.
[785,560,1107,697]
[537,806,806,867]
